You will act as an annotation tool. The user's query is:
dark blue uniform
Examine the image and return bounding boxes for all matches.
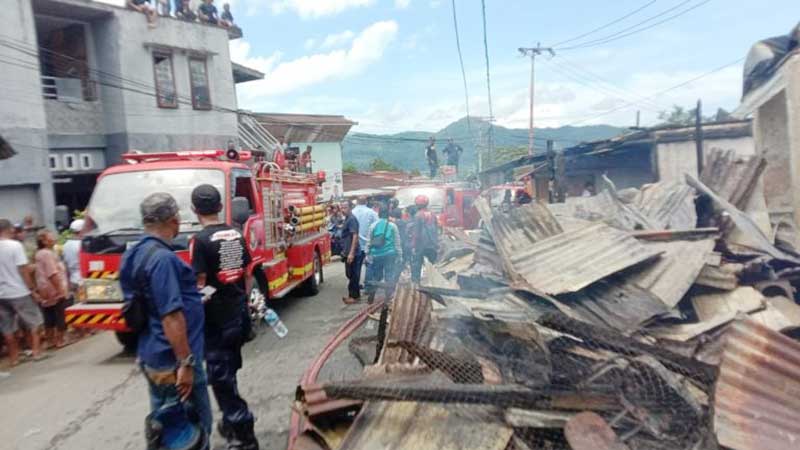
[120,235,212,440]
[191,224,257,445]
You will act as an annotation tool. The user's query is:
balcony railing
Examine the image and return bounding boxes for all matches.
[41,76,98,102]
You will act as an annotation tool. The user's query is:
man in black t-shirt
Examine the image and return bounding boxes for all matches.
[190,184,259,450]
[339,200,361,304]
[425,137,439,178]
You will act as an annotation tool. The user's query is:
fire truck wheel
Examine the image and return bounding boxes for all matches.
[300,252,323,296]
[116,331,138,354]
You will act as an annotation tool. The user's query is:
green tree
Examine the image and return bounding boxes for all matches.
[343,162,359,173]
[410,168,421,177]
[657,104,726,126]
[487,146,528,168]
[369,157,399,172]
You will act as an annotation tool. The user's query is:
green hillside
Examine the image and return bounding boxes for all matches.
[342,117,624,173]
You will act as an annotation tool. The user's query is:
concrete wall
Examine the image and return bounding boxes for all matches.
[107,12,238,161]
[291,141,344,200]
[0,0,54,225]
[656,136,756,183]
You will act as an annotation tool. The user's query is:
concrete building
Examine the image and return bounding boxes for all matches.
[736,47,800,246]
[479,120,754,200]
[0,0,261,224]
[254,113,356,201]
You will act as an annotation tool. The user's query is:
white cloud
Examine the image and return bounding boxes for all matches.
[395,0,411,9]
[232,20,399,98]
[269,0,376,19]
[320,30,356,49]
[429,0,442,7]
[304,38,316,50]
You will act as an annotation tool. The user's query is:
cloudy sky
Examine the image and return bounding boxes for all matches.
[227,0,799,133]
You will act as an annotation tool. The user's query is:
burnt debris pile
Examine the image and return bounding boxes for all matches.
[295,149,800,450]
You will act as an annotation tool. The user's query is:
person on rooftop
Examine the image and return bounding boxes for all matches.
[176,0,197,21]
[221,3,234,27]
[128,0,158,28]
[198,0,219,25]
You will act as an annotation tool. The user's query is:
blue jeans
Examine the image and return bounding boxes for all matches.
[144,361,213,437]
[365,253,399,297]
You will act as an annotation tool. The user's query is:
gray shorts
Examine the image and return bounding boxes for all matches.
[0,295,44,335]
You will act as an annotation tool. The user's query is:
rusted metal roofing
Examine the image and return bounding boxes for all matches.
[548,190,654,231]
[626,239,716,308]
[380,284,432,364]
[700,149,766,210]
[713,318,800,450]
[507,223,663,295]
[636,181,697,230]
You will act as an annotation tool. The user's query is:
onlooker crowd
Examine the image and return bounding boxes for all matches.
[0,217,87,367]
[127,0,240,33]
[332,195,439,304]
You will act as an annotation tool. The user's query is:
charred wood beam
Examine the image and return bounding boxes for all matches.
[536,313,717,388]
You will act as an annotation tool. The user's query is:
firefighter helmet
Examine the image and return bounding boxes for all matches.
[415,195,430,207]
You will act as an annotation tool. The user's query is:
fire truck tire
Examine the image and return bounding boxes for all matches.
[116,331,138,354]
[300,252,323,296]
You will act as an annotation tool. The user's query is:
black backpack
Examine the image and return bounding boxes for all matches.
[121,244,160,335]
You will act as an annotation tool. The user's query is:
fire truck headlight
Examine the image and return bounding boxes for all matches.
[83,279,123,302]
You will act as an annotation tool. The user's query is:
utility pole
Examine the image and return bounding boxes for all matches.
[519,44,555,156]
[694,99,704,175]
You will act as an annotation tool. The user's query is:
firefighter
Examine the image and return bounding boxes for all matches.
[190,184,259,450]
[410,195,439,283]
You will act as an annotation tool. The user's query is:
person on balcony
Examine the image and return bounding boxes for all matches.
[176,0,197,21]
[128,0,158,28]
[198,0,220,25]
[221,3,235,27]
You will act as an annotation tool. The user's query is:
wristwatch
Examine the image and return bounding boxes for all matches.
[178,354,196,368]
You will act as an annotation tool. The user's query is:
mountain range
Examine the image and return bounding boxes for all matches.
[342,117,625,173]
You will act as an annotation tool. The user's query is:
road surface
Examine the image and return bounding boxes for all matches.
[0,262,364,450]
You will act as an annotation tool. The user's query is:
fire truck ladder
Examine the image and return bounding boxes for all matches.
[238,111,281,152]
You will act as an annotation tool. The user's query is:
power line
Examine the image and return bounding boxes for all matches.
[556,0,710,51]
[450,0,474,145]
[561,56,744,126]
[519,45,556,155]
[550,0,659,48]
[479,0,494,168]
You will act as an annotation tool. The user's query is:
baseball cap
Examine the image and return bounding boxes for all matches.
[191,184,222,215]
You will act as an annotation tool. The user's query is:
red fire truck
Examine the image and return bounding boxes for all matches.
[65,149,331,349]
[393,183,480,229]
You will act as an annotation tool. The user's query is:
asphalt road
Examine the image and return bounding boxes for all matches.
[0,262,364,450]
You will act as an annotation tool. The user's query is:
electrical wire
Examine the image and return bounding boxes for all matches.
[450,0,474,145]
[557,0,711,51]
[480,0,495,158]
[550,0,659,48]
[560,56,744,126]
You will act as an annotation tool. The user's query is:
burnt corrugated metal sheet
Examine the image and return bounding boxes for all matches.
[380,284,432,365]
[548,190,654,231]
[490,201,563,258]
[626,239,716,308]
[700,149,766,210]
[507,223,663,295]
[558,279,670,333]
[713,318,800,450]
[636,181,697,230]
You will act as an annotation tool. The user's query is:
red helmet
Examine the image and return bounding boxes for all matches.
[414,195,430,207]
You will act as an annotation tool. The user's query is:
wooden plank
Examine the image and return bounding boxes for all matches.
[338,402,513,450]
[504,408,574,428]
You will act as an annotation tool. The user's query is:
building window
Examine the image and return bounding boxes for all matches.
[80,153,93,170]
[188,57,211,110]
[63,154,76,171]
[153,52,177,108]
[48,155,59,171]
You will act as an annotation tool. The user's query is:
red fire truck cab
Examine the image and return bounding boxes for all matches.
[393,183,480,229]
[65,150,331,349]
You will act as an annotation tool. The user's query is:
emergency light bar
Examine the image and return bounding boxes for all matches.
[122,149,253,163]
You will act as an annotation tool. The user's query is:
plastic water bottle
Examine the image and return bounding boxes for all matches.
[264,308,288,338]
